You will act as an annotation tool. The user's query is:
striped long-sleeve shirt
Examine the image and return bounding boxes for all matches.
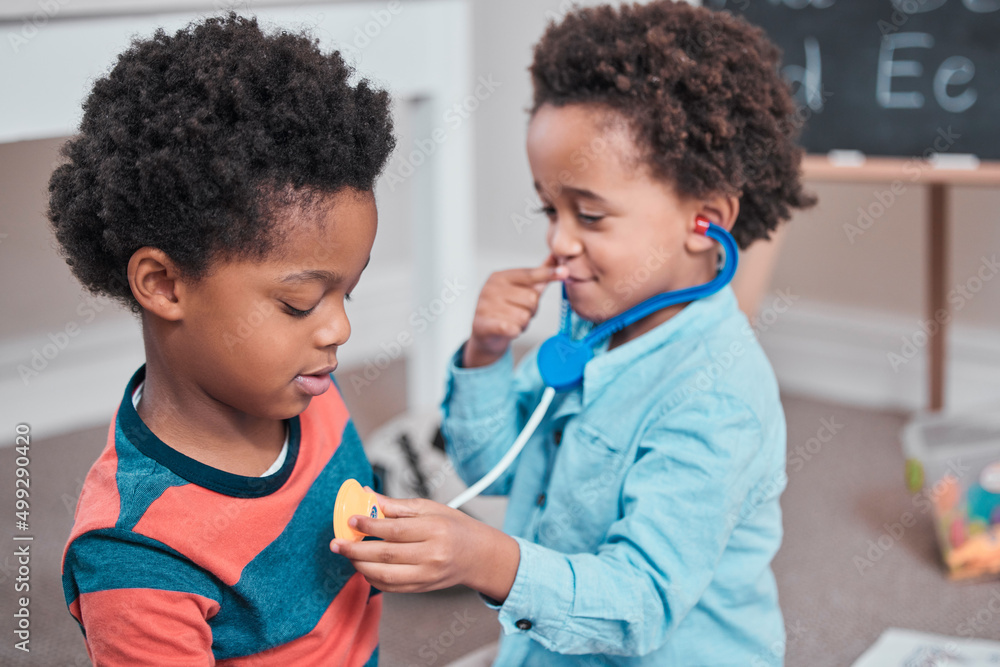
[62,366,380,666]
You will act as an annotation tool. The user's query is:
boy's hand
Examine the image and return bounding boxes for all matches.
[330,492,520,601]
[463,256,568,368]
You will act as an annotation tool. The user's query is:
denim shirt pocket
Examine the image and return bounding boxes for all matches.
[535,421,631,554]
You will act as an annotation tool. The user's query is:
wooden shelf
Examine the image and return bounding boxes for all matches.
[799,153,1000,412]
[802,155,1000,187]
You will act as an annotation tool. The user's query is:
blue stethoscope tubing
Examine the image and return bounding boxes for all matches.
[446,219,738,509]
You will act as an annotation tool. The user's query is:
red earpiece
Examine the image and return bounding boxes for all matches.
[694,215,711,236]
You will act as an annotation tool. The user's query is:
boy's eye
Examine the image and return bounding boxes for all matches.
[282,302,316,318]
[345,293,353,303]
[534,204,603,225]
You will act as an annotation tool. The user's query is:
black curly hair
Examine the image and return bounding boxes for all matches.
[529,1,815,248]
[48,13,396,311]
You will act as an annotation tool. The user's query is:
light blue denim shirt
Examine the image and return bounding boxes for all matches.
[440,286,787,666]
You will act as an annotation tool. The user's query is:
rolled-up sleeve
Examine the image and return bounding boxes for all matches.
[488,393,767,657]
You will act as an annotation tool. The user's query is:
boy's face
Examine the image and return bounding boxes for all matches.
[170,188,376,420]
[526,103,708,324]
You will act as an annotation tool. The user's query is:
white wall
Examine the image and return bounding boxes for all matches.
[0,0,477,439]
[2,0,999,443]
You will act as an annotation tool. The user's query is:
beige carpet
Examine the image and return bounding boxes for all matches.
[2,385,999,666]
[774,395,1000,664]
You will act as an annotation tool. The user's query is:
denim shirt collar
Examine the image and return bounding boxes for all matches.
[551,286,738,412]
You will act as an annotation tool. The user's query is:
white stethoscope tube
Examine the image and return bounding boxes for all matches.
[446,386,556,509]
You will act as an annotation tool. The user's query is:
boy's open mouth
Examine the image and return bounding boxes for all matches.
[294,367,336,396]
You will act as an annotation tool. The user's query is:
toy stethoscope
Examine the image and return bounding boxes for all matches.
[334,216,738,538]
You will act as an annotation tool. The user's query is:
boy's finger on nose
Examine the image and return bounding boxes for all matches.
[519,264,567,286]
[533,268,568,294]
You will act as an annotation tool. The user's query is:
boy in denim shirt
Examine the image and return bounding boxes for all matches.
[334,2,814,664]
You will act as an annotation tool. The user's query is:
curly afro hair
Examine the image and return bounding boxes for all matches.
[48,13,396,311]
[529,1,815,248]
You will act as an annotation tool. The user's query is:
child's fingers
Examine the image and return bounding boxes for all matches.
[351,561,432,593]
[473,316,524,341]
[502,287,544,314]
[376,496,425,519]
[533,263,568,294]
[511,263,568,289]
[538,254,569,280]
[330,534,422,564]
[348,513,423,542]
[359,488,421,519]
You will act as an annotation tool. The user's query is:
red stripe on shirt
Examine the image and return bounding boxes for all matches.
[75,588,221,666]
[130,386,351,585]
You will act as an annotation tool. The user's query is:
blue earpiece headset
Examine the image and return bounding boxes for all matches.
[447,216,738,508]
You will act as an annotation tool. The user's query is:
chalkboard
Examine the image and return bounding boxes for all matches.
[706,0,1000,162]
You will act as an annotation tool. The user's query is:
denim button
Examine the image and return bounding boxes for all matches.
[515,619,532,631]
[537,493,546,507]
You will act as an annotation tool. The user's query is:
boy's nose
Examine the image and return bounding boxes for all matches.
[548,218,584,258]
[316,307,351,349]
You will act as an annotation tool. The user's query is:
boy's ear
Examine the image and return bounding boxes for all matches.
[686,195,740,254]
[127,247,185,321]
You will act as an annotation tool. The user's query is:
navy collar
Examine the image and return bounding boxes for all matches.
[117,365,300,498]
